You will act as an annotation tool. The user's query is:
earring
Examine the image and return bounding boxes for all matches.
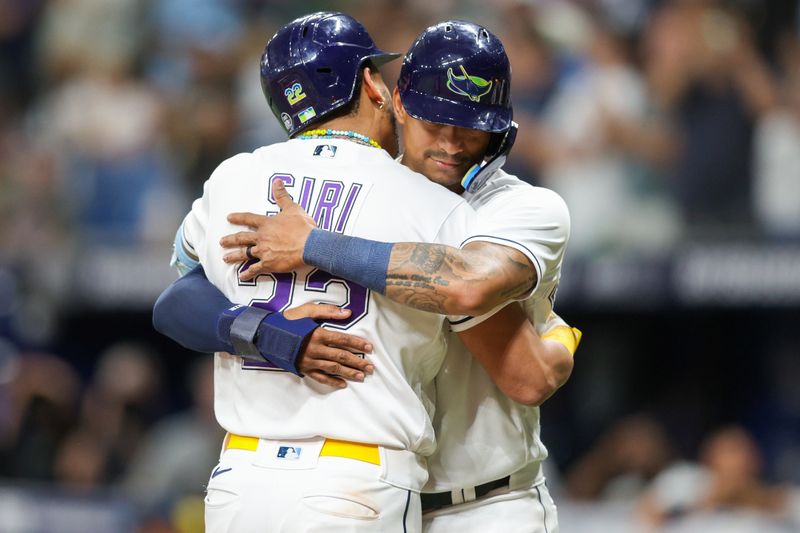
[378,100,385,110]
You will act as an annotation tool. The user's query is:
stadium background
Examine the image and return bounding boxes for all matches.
[1,0,799,531]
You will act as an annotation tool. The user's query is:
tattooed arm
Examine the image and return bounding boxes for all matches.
[222,227,535,316]
[384,240,536,316]
[219,179,538,316]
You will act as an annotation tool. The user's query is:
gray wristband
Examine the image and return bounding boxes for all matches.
[303,229,393,293]
[229,307,271,358]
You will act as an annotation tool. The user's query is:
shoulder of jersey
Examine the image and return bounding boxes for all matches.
[253,139,296,160]
[258,141,466,207]
[208,141,319,181]
[475,170,570,233]
[210,143,464,208]
[208,150,260,183]
[486,170,568,210]
[389,164,470,210]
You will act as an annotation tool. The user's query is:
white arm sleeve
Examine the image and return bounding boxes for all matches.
[448,186,570,331]
[172,153,255,277]
[170,220,200,276]
[169,179,210,276]
[428,200,496,332]
[463,187,570,300]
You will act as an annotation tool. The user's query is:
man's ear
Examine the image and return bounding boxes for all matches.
[392,87,406,125]
[362,67,387,108]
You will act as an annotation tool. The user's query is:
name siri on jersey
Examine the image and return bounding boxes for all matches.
[265,172,363,233]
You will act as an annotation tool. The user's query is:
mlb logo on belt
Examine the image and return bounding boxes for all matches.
[277,446,302,460]
[313,145,337,158]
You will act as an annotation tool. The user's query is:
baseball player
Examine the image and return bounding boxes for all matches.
[159,13,561,533]
[213,21,578,532]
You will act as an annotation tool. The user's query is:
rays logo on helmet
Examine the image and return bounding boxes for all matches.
[284,82,306,105]
[446,65,492,103]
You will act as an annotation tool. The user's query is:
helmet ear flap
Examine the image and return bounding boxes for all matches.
[485,132,505,158]
[485,118,516,157]
[461,122,517,193]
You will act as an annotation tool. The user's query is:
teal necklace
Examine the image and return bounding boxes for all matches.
[298,129,382,150]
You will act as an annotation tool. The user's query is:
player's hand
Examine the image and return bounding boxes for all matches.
[285,303,375,389]
[221,179,317,279]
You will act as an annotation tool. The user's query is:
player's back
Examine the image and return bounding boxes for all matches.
[183,137,476,465]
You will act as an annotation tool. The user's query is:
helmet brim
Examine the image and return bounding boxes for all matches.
[400,88,512,133]
[367,51,402,67]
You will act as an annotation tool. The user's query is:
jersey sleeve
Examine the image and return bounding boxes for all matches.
[462,187,570,301]
[171,177,212,276]
[428,200,495,331]
[448,305,570,334]
[170,220,200,276]
[447,302,506,333]
[170,153,253,275]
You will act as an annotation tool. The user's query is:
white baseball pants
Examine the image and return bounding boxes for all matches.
[205,435,422,532]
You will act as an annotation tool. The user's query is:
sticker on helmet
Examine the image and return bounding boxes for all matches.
[298,107,317,123]
[284,82,307,105]
[281,112,293,131]
[446,65,492,103]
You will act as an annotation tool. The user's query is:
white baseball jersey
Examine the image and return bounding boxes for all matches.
[181,138,480,465]
[425,170,570,491]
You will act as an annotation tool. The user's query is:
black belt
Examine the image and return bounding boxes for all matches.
[421,476,511,512]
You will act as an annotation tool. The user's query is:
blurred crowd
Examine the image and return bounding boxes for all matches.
[3,345,800,531]
[503,0,800,254]
[0,340,220,531]
[1,0,799,531]
[554,415,800,532]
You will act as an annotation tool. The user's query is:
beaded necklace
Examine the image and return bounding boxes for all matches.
[298,129,382,150]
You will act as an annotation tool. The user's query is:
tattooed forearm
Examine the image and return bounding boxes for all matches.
[384,241,537,316]
[408,245,446,275]
[385,287,449,314]
[387,273,450,287]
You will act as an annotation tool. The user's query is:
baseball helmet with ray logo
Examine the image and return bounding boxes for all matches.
[398,20,512,136]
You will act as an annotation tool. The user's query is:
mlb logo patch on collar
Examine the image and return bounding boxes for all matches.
[277,446,302,460]
[313,145,337,157]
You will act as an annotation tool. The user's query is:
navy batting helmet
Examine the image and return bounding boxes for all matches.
[398,21,517,192]
[261,12,400,137]
[399,21,512,134]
